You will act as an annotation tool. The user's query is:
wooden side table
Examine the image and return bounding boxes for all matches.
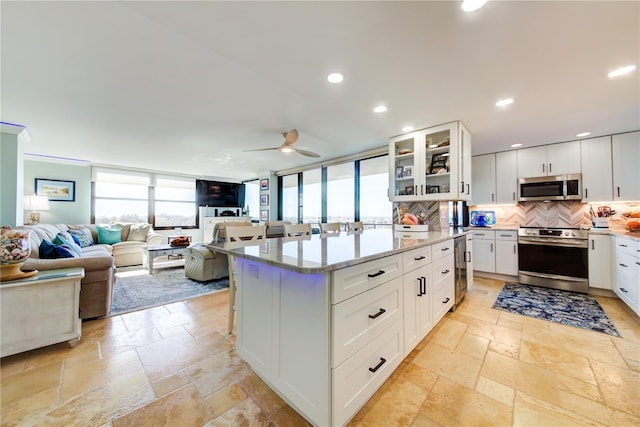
[1,267,84,357]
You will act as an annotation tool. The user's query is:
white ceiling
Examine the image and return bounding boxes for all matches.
[2,1,639,181]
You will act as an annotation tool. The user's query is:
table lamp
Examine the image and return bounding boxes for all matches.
[24,194,49,224]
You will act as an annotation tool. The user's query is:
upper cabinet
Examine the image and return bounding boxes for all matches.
[470,150,518,206]
[389,121,471,202]
[612,131,640,201]
[581,136,613,202]
[517,141,581,178]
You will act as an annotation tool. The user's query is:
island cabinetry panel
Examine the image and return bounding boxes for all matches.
[332,254,402,303]
[403,264,432,354]
[332,277,403,367]
[588,234,612,290]
[332,319,403,427]
[431,253,455,324]
[614,236,640,316]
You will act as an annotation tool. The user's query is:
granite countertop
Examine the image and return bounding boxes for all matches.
[207,228,469,274]
[588,227,640,241]
[465,225,520,231]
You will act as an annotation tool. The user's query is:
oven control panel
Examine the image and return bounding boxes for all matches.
[518,228,588,240]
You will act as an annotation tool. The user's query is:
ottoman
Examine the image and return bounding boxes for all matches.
[184,245,229,281]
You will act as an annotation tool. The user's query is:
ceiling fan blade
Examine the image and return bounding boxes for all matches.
[243,147,280,152]
[283,129,299,145]
[294,148,320,158]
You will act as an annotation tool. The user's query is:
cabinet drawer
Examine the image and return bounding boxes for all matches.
[432,278,454,325]
[332,319,403,427]
[332,277,403,367]
[472,230,495,240]
[432,254,454,290]
[616,237,640,257]
[402,246,432,273]
[332,255,402,304]
[495,230,517,241]
[431,239,454,262]
[615,266,638,309]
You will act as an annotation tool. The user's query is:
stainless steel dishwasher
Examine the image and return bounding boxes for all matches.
[452,236,468,311]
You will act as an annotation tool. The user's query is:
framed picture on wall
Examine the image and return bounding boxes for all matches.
[260,179,269,190]
[260,209,269,221]
[260,194,269,206]
[35,178,76,202]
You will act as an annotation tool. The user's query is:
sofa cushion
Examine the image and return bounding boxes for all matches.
[52,233,82,257]
[39,240,78,259]
[69,228,94,247]
[109,223,132,241]
[127,223,151,242]
[97,226,122,245]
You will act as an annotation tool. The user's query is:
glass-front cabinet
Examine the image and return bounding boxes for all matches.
[389,121,471,202]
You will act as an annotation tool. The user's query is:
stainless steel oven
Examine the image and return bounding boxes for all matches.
[518,227,589,293]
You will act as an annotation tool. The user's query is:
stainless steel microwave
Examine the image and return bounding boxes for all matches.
[518,174,582,201]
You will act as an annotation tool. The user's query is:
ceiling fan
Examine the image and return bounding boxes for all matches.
[244,129,320,158]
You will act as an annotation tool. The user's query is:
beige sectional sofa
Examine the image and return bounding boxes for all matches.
[15,223,162,319]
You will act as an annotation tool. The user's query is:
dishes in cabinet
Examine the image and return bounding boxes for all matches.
[398,148,413,155]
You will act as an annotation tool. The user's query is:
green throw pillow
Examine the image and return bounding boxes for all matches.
[97,226,122,244]
[52,233,82,257]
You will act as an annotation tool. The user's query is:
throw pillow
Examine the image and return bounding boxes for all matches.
[127,223,151,242]
[70,233,82,247]
[109,222,131,241]
[69,229,94,247]
[97,226,122,245]
[52,233,82,257]
[39,240,78,259]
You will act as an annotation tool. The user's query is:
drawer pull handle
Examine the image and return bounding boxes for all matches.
[620,244,628,247]
[442,297,450,304]
[368,308,386,319]
[441,247,450,251]
[368,357,387,373]
[620,288,628,293]
[417,277,426,296]
[368,270,385,278]
[414,256,426,261]
[442,269,450,275]
[500,234,512,237]
[619,263,628,268]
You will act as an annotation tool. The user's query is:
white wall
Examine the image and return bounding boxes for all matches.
[23,159,92,224]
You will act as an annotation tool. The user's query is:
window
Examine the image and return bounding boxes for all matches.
[360,156,392,228]
[281,174,299,223]
[327,163,355,223]
[94,170,150,224]
[302,169,321,226]
[244,180,260,221]
[153,176,196,227]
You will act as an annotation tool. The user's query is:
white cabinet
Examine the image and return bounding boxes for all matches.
[496,150,518,204]
[472,230,495,273]
[495,231,518,276]
[402,264,432,354]
[588,234,612,290]
[612,131,640,201]
[471,154,496,205]
[389,121,471,201]
[613,236,640,317]
[517,141,581,178]
[1,268,84,357]
[581,136,613,202]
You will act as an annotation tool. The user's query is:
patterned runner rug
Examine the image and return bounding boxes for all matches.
[109,266,229,316]
[492,283,620,337]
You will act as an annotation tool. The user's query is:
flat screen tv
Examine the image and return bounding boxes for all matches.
[196,180,245,207]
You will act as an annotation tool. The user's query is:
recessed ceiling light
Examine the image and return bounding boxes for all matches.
[462,0,488,12]
[576,132,591,138]
[510,143,522,148]
[496,98,514,107]
[607,65,636,78]
[327,72,344,84]
[402,126,414,132]
[373,105,387,113]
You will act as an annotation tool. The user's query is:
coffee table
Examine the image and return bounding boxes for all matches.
[142,244,189,274]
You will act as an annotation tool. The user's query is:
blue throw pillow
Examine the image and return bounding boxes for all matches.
[69,229,94,247]
[70,233,82,247]
[39,240,78,259]
[97,226,122,245]
[53,233,82,257]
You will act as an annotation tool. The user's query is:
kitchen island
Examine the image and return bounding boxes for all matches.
[207,228,468,426]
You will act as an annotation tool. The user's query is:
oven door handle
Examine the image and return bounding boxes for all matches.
[519,238,587,248]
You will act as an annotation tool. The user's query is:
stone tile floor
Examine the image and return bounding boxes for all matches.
[1,277,639,426]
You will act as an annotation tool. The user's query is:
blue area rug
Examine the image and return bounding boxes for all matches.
[492,283,620,337]
[109,266,229,316]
